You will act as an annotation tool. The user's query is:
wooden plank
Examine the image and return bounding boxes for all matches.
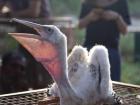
[128,26,140,33]
[112,81,140,88]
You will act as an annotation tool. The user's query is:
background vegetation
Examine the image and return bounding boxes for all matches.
[1,0,140,85]
[50,0,140,85]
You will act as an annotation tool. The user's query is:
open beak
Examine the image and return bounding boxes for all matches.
[9,32,58,62]
[9,18,45,51]
[9,19,62,80]
[9,18,58,62]
[12,18,42,31]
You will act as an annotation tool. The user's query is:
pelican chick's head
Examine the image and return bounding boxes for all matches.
[9,18,67,83]
[11,18,66,44]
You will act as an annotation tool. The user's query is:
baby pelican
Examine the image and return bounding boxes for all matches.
[10,18,122,105]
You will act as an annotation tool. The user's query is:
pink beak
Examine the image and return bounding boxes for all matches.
[9,19,63,82]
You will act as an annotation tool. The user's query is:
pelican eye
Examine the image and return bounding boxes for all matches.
[47,27,53,34]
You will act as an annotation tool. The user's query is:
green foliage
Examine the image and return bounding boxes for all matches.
[120,34,140,84]
[1,0,140,85]
[50,0,140,16]
[51,0,81,16]
[120,33,134,56]
[122,59,140,85]
[128,0,140,15]
[0,35,18,55]
[74,28,85,45]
